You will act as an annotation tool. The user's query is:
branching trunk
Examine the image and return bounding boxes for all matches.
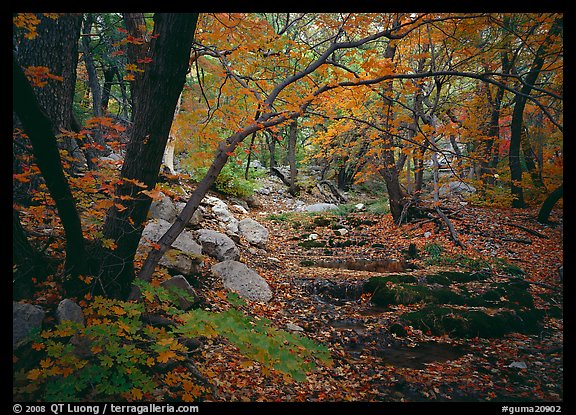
[96,13,198,299]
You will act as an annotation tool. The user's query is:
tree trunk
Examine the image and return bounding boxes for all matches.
[96,13,198,299]
[122,13,150,120]
[287,119,299,196]
[81,13,110,168]
[537,184,562,224]
[13,53,87,285]
[16,13,87,174]
[12,209,54,299]
[509,17,562,208]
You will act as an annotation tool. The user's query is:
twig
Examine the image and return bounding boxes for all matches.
[435,206,466,249]
[504,222,549,239]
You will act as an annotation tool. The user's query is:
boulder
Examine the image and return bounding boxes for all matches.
[438,181,476,198]
[149,193,178,223]
[211,260,273,302]
[56,299,85,325]
[245,195,263,209]
[141,219,202,255]
[160,275,197,310]
[196,229,240,261]
[140,219,203,275]
[202,195,228,211]
[212,204,236,224]
[13,302,45,349]
[238,218,269,248]
[304,203,339,212]
[175,203,204,228]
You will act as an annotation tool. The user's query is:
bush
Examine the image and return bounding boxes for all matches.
[190,164,260,198]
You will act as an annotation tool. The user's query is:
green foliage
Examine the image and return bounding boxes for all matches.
[190,163,261,198]
[14,284,332,402]
[423,242,444,259]
[174,291,333,382]
[365,198,390,215]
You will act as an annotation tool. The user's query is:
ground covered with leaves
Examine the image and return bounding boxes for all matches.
[194,194,563,402]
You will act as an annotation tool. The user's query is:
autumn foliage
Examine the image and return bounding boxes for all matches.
[13,12,562,403]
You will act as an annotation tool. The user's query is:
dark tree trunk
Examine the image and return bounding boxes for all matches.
[13,54,87,285]
[521,130,546,190]
[509,17,562,208]
[287,119,300,196]
[537,184,562,224]
[81,13,109,168]
[101,66,115,112]
[122,12,149,121]
[96,13,198,299]
[16,13,86,174]
[12,209,54,299]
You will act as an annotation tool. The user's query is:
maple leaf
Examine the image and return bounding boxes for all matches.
[157,350,177,363]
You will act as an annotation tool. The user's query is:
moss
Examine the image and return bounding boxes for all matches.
[313,216,333,227]
[300,260,316,267]
[298,240,326,248]
[364,276,417,292]
[425,274,452,286]
[401,306,543,338]
[371,243,386,248]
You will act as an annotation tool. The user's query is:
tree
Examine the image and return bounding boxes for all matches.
[508,16,562,208]
[15,13,87,174]
[13,52,88,283]
[537,183,562,224]
[95,13,198,299]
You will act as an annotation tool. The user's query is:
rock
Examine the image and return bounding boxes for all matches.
[160,275,197,310]
[307,233,319,240]
[334,228,349,236]
[197,229,240,261]
[226,220,239,234]
[304,203,339,212]
[245,195,262,209]
[354,203,365,211]
[149,193,178,223]
[13,302,45,349]
[212,204,236,224]
[175,203,204,228]
[56,299,85,325]
[286,323,304,332]
[424,231,432,238]
[438,181,477,198]
[160,249,203,276]
[211,260,273,302]
[231,204,249,214]
[202,195,228,210]
[140,219,203,275]
[238,218,269,248]
[508,361,528,369]
[141,219,202,255]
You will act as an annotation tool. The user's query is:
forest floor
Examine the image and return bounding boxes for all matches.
[191,181,563,402]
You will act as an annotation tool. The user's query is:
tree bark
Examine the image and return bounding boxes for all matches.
[13,53,87,283]
[537,184,563,224]
[509,17,562,208]
[16,13,86,174]
[96,13,198,299]
[287,119,300,196]
[81,13,110,168]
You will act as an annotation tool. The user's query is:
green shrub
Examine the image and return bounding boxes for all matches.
[13,283,332,402]
[191,164,260,198]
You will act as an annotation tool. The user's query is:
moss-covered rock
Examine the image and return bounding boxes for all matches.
[401,305,544,338]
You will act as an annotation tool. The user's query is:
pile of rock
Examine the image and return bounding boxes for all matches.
[140,193,274,303]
